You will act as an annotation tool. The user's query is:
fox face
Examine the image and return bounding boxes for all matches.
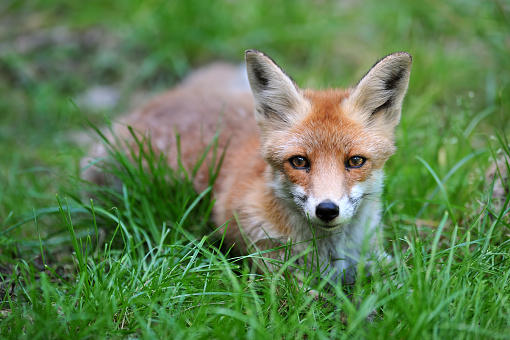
[262,103,393,230]
[245,50,412,231]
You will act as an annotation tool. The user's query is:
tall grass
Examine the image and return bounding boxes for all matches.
[1,0,509,338]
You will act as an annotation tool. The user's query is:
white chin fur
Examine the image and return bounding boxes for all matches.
[314,223,344,232]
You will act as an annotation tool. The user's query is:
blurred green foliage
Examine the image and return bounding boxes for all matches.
[0,0,509,337]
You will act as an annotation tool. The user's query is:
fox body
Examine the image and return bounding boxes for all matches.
[83,50,412,283]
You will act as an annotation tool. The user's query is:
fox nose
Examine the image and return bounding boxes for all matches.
[315,200,339,222]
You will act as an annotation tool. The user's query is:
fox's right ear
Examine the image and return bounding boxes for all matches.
[245,50,309,130]
[345,52,412,130]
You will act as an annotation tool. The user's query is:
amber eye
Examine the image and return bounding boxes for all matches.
[346,156,366,169]
[289,156,310,169]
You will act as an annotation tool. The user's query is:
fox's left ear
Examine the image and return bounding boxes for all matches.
[245,49,310,132]
[345,52,412,129]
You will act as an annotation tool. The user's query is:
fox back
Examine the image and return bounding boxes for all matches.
[82,51,412,283]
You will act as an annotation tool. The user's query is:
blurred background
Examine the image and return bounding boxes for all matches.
[1,2,509,337]
[0,0,508,236]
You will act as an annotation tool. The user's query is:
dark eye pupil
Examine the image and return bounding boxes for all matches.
[347,156,365,168]
[290,156,308,169]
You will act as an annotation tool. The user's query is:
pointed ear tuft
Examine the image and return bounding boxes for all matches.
[245,50,309,130]
[345,52,412,129]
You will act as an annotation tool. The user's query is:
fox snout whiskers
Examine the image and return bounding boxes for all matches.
[303,191,364,230]
[311,199,352,231]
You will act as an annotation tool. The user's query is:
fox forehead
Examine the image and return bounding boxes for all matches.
[263,89,396,170]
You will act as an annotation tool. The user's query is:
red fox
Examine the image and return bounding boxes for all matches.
[82,50,412,283]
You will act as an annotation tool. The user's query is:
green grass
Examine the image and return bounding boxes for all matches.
[1,0,510,338]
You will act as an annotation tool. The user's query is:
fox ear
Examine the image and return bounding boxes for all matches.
[245,50,309,130]
[346,52,412,129]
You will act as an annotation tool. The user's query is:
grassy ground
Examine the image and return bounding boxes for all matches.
[1,0,509,338]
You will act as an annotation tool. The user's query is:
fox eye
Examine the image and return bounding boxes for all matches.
[346,156,366,169]
[289,156,310,170]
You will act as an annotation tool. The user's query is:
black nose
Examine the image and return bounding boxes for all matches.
[315,201,339,222]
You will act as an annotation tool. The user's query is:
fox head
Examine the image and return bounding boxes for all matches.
[245,49,412,230]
